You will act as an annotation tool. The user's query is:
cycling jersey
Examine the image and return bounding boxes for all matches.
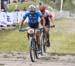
[23,10,42,28]
[41,10,52,27]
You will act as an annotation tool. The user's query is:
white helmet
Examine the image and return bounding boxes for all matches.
[28,4,36,11]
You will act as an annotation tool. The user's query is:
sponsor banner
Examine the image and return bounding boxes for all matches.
[0,11,25,26]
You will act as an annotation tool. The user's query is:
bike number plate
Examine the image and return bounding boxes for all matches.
[28,29,34,34]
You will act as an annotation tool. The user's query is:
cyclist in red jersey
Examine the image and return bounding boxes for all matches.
[39,5,55,47]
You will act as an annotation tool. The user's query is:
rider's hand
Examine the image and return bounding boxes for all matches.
[51,25,55,28]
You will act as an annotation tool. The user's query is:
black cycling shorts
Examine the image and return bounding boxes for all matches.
[45,19,50,28]
[28,22,39,28]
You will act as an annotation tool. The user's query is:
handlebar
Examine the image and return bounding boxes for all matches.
[19,28,28,32]
[19,25,55,32]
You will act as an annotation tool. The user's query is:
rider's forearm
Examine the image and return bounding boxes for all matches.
[51,19,54,25]
[42,17,45,26]
[49,17,55,25]
[19,19,24,29]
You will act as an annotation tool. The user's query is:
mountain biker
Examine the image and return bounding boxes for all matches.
[19,5,45,49]
[39,5,55,47]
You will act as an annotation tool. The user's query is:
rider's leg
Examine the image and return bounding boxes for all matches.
[45,26,50,47]
[36,30,40,43]
[35,30,41,50]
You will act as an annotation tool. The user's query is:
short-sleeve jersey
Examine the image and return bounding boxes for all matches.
[23,10,42,23]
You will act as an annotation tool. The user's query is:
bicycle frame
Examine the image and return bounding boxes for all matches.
[27,28,39,62]
[40,27,47,53]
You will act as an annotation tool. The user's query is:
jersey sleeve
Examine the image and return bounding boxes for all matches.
[37,11,43,17]
[45,10,53,18]
[23,11,29,19]
[45,10,50,17]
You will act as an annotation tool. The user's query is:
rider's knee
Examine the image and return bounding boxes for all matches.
[45,27,49,32]
[36,30,40,36]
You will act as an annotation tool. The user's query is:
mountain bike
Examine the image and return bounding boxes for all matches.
[40,27,47,54]
[19,28,39,62]
[40,25,55,54]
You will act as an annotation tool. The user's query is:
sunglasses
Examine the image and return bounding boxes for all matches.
[30,10,35,12]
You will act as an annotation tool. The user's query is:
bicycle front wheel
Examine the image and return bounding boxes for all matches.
[29,38,38,62]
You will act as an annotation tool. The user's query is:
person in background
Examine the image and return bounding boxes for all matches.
[23,7,27,11]
[13,0,17,3]
[14,5,20,12]
[36,2,43,8]
[39,2,42,6]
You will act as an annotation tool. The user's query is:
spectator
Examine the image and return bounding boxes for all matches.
[13,0,17,3]
[1,9,5,12]
[14,5,20,12]
[23,7,27,11]
[39,2,42,6]
[36,2,43,8]
[4,1,8,12]
[21,0,25,3]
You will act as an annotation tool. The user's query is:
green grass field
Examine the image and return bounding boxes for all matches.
[50,18,75,54]
[0,29,28,53]
[0,18,75,54]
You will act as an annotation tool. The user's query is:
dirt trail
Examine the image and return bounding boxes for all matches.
[0,51,75,66]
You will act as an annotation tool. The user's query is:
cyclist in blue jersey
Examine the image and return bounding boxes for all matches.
[19,5,45,48]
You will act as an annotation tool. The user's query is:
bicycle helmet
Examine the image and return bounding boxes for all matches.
[39,5,46,12]
[29,4,36,12]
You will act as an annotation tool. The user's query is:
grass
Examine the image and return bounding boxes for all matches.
[0,18,75,54]
[50,18,75,54]
[0,29,28,53]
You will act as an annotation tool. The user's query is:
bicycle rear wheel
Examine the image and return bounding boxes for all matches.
[40,32,45,55]
[43,33,47,53]
[43,44,46,53]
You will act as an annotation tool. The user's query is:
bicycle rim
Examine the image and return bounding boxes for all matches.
[29,38,36,62]
[33,42,38,59]
[40,33,44,55]
[42,33,47,53]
